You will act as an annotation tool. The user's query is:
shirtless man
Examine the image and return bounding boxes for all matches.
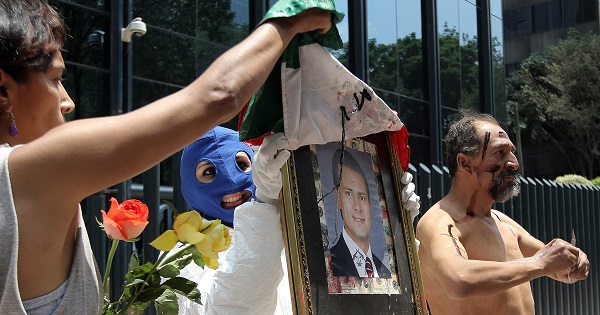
[416,110,589,314]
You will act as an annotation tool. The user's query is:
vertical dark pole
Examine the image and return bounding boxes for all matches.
[418,163,432,213]
[477,0,495,116]
[422,0,443,166]
[249,0,268,30]
[172,151,189,214]
[142,165,161,263]
[109,0,133,303]
[348,0,368,81]
[110,0,123,119]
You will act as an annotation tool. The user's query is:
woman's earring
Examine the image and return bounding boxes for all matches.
[8,112,18,137]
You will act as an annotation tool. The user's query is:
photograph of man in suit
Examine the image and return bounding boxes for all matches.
[329,148,391,278]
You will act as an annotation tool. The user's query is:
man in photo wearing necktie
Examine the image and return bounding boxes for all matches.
[329,149,392,278]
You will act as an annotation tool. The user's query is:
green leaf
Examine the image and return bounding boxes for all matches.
[191,250,205,268]
[175,252,194,268]
[126,262,154,280]
[136,287,167,304]
[154,289,179,315]
[128,253,140,272]
[134,301,152,312]
[122,278,146,300]
[185,288,202,304]
[161,277,197,296]
[148,272,161,287]
[158,262,180,278]
[95,216,104,229]
[124,278,146,289]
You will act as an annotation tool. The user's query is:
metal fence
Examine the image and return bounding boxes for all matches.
[411,163,600,315]
[84,162,598,314]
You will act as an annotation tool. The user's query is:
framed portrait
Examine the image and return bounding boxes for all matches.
[280,132,426,314]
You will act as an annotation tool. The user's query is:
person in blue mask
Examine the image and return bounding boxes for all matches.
[180,126,257,227]
[177,127,292,314]
[176,126,421,315]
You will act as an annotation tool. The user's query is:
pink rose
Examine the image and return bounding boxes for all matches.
[101,197,149,241]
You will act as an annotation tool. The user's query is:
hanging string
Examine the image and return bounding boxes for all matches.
[306,106,350,245]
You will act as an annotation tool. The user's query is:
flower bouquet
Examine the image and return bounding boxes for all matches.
[98,198,230,314]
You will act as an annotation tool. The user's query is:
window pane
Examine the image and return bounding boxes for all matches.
[491,13,507,125]
[367,0,424,99]
[438,0,479,111]
[564,0,598,26]
[532,1,562,33]
[504,7,531,37]
[51,1,110,122]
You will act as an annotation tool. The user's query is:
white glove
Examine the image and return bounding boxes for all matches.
[253,133,291,204]
[400,172,421,224]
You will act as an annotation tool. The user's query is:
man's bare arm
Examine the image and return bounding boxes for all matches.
[492,210,589,284]
[418,215,578,299]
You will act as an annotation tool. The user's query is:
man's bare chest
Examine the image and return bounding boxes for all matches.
[456,218,524,261]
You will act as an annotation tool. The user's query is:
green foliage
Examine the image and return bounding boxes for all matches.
[554,174,593,186]
[507,30,600,177]
[103,246,205,314]
[591,176,600,186]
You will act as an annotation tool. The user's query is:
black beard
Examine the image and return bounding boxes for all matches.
[489,170,521,203]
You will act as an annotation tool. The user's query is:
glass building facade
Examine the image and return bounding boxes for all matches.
[51,0,505,181]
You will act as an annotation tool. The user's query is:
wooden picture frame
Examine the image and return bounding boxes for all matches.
[280,132,426,314]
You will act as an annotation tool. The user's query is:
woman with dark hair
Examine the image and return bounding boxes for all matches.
[0,0,332,313]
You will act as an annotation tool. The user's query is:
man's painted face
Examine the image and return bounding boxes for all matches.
[180,126,256,227]
[337,166,371,244]
[474,122,521,202]
[489,169,520,202]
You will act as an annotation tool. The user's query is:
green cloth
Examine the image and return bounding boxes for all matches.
[239,0,345,142]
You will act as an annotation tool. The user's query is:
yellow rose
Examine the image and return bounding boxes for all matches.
[150,211,206,251]
[201,220,231,252]
[204,257,219,270]
[194,235,218,259]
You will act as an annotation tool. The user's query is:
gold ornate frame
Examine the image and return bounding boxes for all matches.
[280,132,426,314]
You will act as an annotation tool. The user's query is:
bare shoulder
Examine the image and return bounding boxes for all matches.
[416,202,457,239]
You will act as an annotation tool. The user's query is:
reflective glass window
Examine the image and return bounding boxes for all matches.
[532,1,562,33]
[367,0,427,164]
[504,7,530,37]
[437,0,480,112]
[564,0,598,26]
[51,1,110,121]
[491,1,507,125]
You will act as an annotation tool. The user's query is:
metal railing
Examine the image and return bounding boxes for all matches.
[84,163,598,314]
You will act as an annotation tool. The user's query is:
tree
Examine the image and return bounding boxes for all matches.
[507,30,600,178]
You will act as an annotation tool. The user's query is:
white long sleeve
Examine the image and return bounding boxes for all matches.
[176,200,291,315]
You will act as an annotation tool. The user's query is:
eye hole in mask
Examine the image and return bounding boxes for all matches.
[235,151,252,173]
[195,160,217,184]
[195,151,252,184]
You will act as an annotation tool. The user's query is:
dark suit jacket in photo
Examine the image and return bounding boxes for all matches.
[330,234,391,278]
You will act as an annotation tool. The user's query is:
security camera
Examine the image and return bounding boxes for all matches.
[87,30,105,48]
[121,17,147,42]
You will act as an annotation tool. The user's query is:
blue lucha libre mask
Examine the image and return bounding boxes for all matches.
[180,126,256,227]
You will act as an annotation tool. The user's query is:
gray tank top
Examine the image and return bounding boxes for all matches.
[0,144,103,314]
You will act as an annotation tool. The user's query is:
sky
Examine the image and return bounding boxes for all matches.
[335,0,503,45]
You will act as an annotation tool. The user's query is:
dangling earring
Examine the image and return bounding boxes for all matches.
[8,112,18,137]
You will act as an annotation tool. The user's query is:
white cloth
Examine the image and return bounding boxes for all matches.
[281,43,403,150]
[176,200,292,315]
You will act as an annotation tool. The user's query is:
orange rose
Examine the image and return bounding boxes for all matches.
[101,197,149,241]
